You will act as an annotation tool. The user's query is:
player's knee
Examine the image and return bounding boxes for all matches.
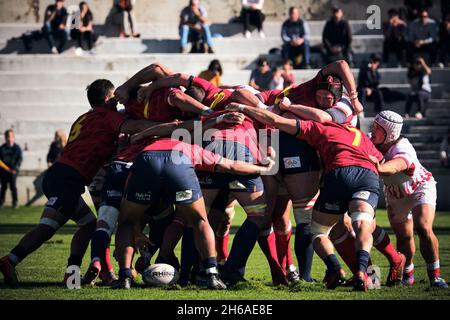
[39,217,62,232]
[414,224,434,239]
[75,210,97,227]
[96,205,120,237]
[293,205,312,225]
[350,211,374,226]
[310,220,332,242]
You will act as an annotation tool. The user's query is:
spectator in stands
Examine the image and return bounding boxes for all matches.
[358,53,385,113]
[269,66,284,90]
[405,56,432,119]
[281,59,295,88]
[322,7,353,66]
[198,59,223,86]
[404,0,434,21]
[0,129,22,209]
[438,13,450,67]
[71,2,95,56]
[42,0,69,54]
[406,9,438,65]
[442,0,450,20]
[440,129,450,168]
[241,0,265,38]
[179,0,215,54]
[249,57,272,91]
[46,129,67,167]
[281,6,311,69]
[111,0,140,38]
[383,8,407,66]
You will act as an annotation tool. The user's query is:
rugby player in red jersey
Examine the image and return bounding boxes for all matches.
[114,138,275,289]
[226,100,384,291]
[0,79,184,286]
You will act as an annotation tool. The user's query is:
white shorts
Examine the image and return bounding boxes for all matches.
[385,179,437,224]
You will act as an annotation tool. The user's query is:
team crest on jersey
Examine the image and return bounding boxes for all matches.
[353,191,370,200]
[283,156,301,169]
[176,190,193,202]
[135,192,151,201]
[46,197,58,206]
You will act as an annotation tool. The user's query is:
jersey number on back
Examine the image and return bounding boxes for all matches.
[345,125,362,147]
[68,115,87,143]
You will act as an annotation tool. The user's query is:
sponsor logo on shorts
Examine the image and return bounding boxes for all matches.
[135,192,151,201]
[176,190,193,202]
[107,190,122,198]
[324,202,340,211]
[229,180,247,190]
[46,197,58,206]
[283,156,301,169]
[198,175,213,185]
[353,191,370,200]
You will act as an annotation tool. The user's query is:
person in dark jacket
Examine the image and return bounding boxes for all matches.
[42,0,69,54]
[281,6,311,69]
[404,0,433,21]
[47,130,67,167]
[322,7,353,66]
[357,54,385,113]
[0,129,23,208]
[383,8,407,65]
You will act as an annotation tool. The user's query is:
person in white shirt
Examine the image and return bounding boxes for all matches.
[241,0,265,38]
[370,110,448,288]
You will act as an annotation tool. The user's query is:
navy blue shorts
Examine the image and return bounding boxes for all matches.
[100,161,133,210]
[124,150,203,206]
[42,162,87,218]
[197,140,263,193]
[314,166,380,215]
[279,132,321,174]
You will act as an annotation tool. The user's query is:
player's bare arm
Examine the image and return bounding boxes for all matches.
[279,97,333,123]
[226,102,298,135]
[138,73,191,103]
[114,63,174,104]
[371,156,408,175]
[168,90,211,114]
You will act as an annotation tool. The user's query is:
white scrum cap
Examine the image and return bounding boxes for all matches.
[374,110,403,144]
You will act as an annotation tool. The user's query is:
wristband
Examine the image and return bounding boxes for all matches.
[257,101,269,109]
[201,108,213,115]
[238,104,246,111]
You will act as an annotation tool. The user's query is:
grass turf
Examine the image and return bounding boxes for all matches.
[0,206,449,300]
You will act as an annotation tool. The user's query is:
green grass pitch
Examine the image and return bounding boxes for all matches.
[1,206,449,300]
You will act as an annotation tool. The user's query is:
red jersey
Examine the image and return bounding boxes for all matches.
[192,77,233,111]
[296,120,383,173]
[201,110,261,162]
[58,107,127,183]
[143,138,221,172]
[258,73,321,107]
[125,87,182,122]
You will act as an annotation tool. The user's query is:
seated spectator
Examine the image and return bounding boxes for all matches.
[406,9,438,65]
[111,0,140,38]
[404,0,433,21]
[71,2,95,55]
[0,129,22,209]
[47,129,67,167]
[357,54,385,113]
[249,57,272,91]
[322,7,353,66]
[179,0,214,54]
[383,8,407,66]
[281,6,311,69]
[405,56,432,119]
[241,0,265,38]
[269,66,284,90]
[440,128,450,168]
[281,59,295,88]
[198,59,223,86]
[42,0,69,54]
[438,13,450,67]
[442,0,450,20]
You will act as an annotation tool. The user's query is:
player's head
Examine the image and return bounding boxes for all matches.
[86,79,117,110]
[4,129,14,145]
[372,110,403,145]
[208,59,223,76]
[185,86,206,103]
[315,75,343,108]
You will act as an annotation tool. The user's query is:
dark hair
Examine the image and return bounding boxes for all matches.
[4,129,14,138]
[86,79,115,107]
[257,57,269,67]
[387,8,399,17]
[185,86,206,102]
[370,53,381,63]
[288,6,298,15]
[208,59,223,76]
[332,7,341,14]
[316,74,343,101]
